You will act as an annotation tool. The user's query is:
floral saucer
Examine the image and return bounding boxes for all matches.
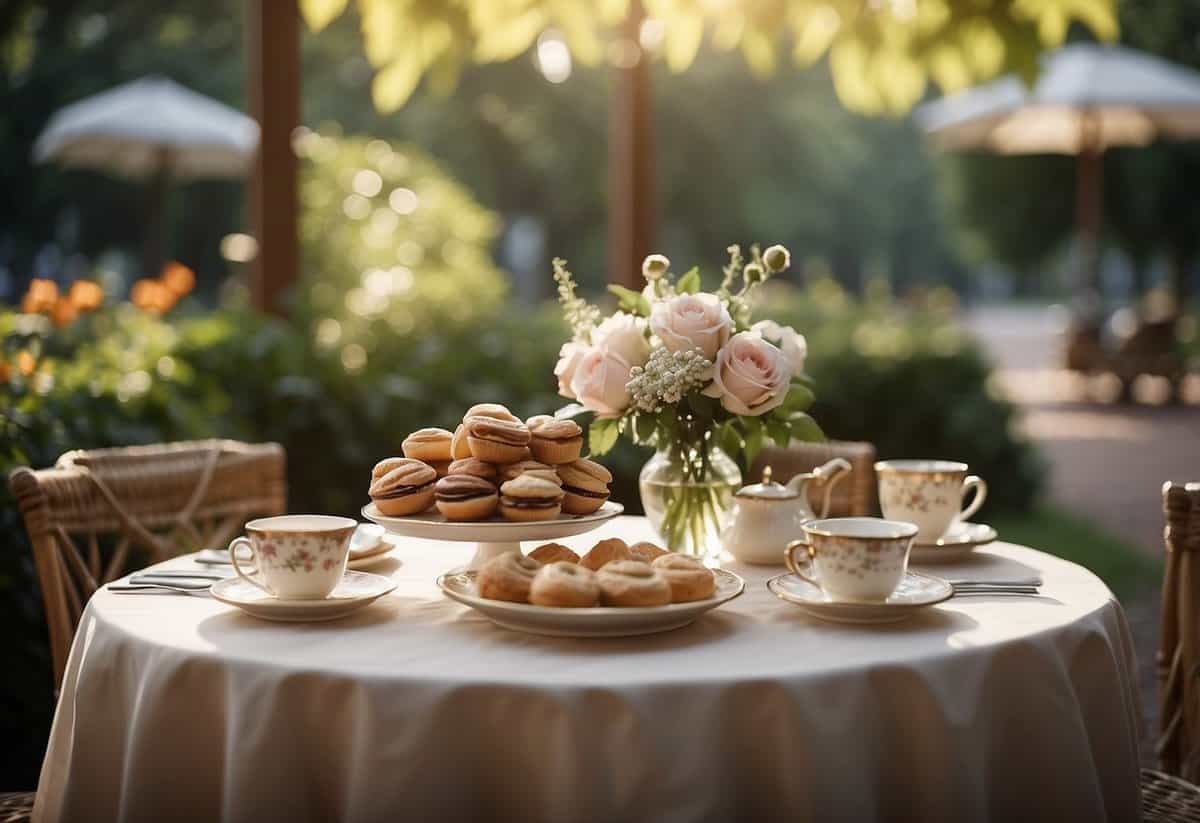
[767,570,953,624]
[210,571,396,622]
[909,522,998,563]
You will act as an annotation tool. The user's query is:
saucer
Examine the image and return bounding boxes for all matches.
[210,571,396,622]
[349,524,387,559]
[909,522,998,563]
[767,570,953,624]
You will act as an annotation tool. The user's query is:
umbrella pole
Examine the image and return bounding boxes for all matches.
[1074,112,1103,310]
[143,146,170,277]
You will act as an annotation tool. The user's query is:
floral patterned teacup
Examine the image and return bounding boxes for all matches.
[786,517,919,603]
[875,460,988,543]
[229,515,357,600]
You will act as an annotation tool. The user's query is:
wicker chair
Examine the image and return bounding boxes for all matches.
[749,440,876,517]
[1144,481,1200,822]
[9,439,286,689]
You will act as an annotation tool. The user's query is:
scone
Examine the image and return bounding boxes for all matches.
[368,458,437,516]
[652,553,715,602]
[466,417,531,464]
[435,474,499,521]
[476,553,541,603]
[463,403,520,423]
[580,537,632,571]
[596,561,672,607]
[526,415,584,465]
[530,562,600,607]
[499,475,564,522]
[629,541,669,563]
[557,458,612,514]
[447,457,499,484]
[402,428,453,463]
[528,542,580,565]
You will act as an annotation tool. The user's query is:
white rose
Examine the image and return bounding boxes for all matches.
[751,320,807,376]
[704,332,790,416]
[649,293,733,360]
[570,346,633,417]
[554,341,588,399]
[592,312,650,368]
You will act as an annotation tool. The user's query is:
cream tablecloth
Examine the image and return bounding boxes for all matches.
[35,516,1142,822]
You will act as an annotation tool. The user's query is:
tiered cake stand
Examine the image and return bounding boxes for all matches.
[361,501,624,570]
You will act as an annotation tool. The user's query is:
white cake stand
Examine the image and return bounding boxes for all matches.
[361,501,624,570]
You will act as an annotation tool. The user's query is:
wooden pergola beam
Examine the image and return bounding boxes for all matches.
[246,0,300,316]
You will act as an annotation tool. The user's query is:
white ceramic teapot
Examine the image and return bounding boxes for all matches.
[720,460,852,565]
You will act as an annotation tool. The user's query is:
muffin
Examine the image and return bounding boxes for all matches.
[402,428,454,463]
[369,458,437,516]
[557,458,613,514]
[466,417,531,464]
[580,537,633,571]
[528,542,580,565]
[527,416,584,465]
[629,541,669,564]
[435,474,499,521]
[499,460,559,484]
[499,474,564,522]
[447,457,499,484]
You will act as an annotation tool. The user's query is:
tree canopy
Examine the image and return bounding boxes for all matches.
[301,0,1118,115]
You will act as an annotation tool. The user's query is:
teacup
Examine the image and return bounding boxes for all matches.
[229,515,357,600]
[875,460,988,543]
[785,517,919,603]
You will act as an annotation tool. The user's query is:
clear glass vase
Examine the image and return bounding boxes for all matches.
[638,440,742,562]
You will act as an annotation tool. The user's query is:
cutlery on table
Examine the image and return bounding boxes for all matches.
[131,570,229,581]
[108,581,212,595]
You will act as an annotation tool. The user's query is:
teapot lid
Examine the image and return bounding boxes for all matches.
[735,466,800,500]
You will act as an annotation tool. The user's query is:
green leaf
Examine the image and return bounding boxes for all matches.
[742,418,766,469]
[606,284,651,317]
[554,403,588,419]
[372,52,421,112]
[588,417,620,455]
[766,417,792,447]
[300,0,348,32]
[780,384,815,413]
[675,267,701,295]
[787,412,825,442]
[633,413,656,444]
[718,420,742,459]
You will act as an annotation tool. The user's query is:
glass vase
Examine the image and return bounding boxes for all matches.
[638,440,742,562]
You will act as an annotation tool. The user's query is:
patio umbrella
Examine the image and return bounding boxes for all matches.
[33,75,259,274]
[915,43,1200,298]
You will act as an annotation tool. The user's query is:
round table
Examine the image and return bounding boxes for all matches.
[35,517,1142,822]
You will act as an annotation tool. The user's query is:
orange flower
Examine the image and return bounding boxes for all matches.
[68,280,105,312]
[16,350,36,376]
[131,279,176,315]
[20,279,58,314]
[159,261,195,297]
[50,297,79,327]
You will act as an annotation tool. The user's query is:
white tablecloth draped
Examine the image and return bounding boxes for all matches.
[35,517,1142,822]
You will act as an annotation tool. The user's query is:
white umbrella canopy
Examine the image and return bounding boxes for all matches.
[915,43,1200,154]
[34,75,259,179]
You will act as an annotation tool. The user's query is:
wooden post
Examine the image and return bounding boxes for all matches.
[246,0,300,315]
[607,1,656,288]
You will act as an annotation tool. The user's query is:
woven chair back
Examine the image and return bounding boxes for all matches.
[9,440,286,687]
[1159,481,1200,780]
[750,440,877,517]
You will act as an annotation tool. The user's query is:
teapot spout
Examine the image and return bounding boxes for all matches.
[786,457,852,519]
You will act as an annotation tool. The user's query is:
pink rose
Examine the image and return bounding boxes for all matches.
[570,346,633,417]
[650,293,733,360]
[751,320,807,376]
[592,312,650,367]
[704,332,790,416]
[554,341,588,400]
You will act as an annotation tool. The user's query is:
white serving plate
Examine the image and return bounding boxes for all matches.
[767,570,953,624]
[909,522,998,563]
[437,568,744,637]
[210,571,396,622]
[363,501,624,569]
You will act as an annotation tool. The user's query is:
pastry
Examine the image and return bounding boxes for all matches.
[450,424,473,460]
[402,427,454,463]
[530,562,600,607]
[500,460,560,485]
[596,561,672,607]
[629,541,669,564]
[463,403,520,423]
[526,416,584,465]
[466,417,531,464]
[429,460,452,478]
[477,553,541,603]
[557,458,612,515]
[435,474,499,521]
[528,542,580,565]
[371,456,408,479]
[652,553,715,602]
[368,458,437,516]
[580,537,632,571]
[447,457,498,484]
[498,475,564,522]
